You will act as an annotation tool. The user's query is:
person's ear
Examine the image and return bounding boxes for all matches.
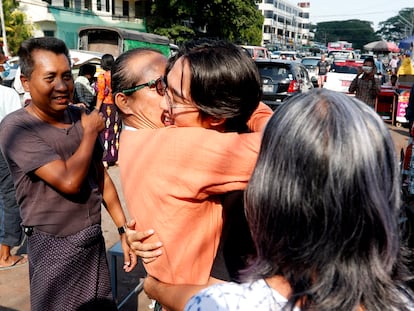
[114,92,132,114]
[206,116,226,131]
[20,74,30,92]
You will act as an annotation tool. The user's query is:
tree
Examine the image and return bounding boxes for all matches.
[314,20,379,50]
[376,8,414,42]
[1,0,33,55]
[147,0,263,45]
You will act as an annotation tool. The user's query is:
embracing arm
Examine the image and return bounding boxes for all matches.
[102,169,138,272]
[144,275,224,311]
[34,109,104,194]
[246,102,273,132]
[125,219,163,264]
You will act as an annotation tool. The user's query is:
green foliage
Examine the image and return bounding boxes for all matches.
[6,10,34,55]
[314,20,379,50]
[1,0,33,55]
[376,8,414,42]
[147,0,263,45]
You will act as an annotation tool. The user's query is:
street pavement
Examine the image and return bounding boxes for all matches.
[0,123,411,311]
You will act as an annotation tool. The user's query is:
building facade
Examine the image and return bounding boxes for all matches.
[255,0,312,49]
[17,0,148,48]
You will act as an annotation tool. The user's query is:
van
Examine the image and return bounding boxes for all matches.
[78,26,171,57]
[241,45,270,60]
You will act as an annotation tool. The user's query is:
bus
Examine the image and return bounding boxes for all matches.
[78,26,171,57]
[327,41,353,52]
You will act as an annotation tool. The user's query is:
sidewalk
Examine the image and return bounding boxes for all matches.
[0,166,152,311]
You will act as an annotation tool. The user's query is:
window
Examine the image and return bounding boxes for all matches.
[63,0,70,8]
[265,0,273,3]
[84,0,91,10]
[123,1,129,16]
[135,0,145,18]
[44,30,54,37]
[264,10,273,18]
[106,0,110,12]
[97,0,102,11]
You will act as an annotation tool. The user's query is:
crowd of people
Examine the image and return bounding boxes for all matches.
[0,36,414,311]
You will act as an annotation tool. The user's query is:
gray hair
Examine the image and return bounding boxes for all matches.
[244,89,411,310]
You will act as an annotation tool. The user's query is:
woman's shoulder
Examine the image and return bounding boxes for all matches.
[184,279,290,311]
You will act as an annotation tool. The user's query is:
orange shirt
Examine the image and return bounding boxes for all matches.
[96,71,113,104]
[119,127,263,284]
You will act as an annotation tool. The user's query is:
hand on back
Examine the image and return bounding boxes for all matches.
[81,108,105,135]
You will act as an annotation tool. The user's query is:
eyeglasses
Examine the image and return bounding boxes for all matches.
[165,90,198,118]
[121,76,167,96]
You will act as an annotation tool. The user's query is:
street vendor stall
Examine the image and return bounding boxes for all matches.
[375,86,397,125]
[395,75,414,127]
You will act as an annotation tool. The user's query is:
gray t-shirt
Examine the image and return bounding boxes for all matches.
[0,106,103,236]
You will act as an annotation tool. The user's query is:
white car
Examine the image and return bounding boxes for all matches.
[323,59,363,93]
[301,56,320,87]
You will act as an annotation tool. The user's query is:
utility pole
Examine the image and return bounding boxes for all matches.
[399,13,414,36]
[0,0,9,56]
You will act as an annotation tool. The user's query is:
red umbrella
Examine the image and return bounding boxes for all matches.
[363,40,400,53]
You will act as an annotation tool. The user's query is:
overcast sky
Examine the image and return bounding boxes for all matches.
[308,0,413,30]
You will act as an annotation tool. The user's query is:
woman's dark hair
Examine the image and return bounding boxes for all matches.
[171,39,262,133]
[111,48,164,95]
[101,54,115,71]
[18,37,70,79]
[244,88,413,310]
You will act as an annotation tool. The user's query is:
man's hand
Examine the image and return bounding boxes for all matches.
[80,108,105,135]
[126,219,163,264]
[121,234,138,272]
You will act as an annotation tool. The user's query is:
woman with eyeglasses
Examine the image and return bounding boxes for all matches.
[112,41,273,306]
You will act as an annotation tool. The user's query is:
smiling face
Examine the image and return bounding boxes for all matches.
[114,51,168,129]
[161,57,210,128]
[22,50,73,118]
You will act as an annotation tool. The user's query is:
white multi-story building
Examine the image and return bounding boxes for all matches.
[17,0,147,48]
[255,0,312,49]
[16,0,312,50]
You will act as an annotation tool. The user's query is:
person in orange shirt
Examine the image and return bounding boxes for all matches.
[112,41,272,306]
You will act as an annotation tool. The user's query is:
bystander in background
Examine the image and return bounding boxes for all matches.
[96,54,121,168]
[316,54,329,88]
[73,63,96,110]
[0,84,25,270]
[349,57,381,108]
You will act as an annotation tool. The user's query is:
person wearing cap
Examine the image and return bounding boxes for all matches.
[397,51,414,76]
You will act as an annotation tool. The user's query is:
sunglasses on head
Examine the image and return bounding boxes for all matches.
[121,76,167,96]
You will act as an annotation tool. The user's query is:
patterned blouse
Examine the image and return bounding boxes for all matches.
[184,279,300,311]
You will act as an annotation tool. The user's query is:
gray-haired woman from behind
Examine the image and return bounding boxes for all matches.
[184,88,414,310]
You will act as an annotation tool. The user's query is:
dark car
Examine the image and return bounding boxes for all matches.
[255,59,314,110]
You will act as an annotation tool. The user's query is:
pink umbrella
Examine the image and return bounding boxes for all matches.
[363,40,400,53]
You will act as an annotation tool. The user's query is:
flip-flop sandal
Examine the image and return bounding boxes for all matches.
[0,254,28,271]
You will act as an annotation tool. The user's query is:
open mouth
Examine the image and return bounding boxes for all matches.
[162,112,174,126]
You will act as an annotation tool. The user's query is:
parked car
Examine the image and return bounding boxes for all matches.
[301,56,320,88]
[323,59,363,93]
[255,59,314,110]
[278,51,300,61]
[327,50,356,61]
[241,45,270,60]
